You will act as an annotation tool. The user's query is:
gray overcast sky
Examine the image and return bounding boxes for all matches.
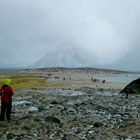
[0,0,140,70]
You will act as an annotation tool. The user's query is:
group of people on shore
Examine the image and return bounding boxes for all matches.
[91,77,105,83]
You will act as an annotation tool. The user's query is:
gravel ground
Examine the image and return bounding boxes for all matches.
[0,88,140,140]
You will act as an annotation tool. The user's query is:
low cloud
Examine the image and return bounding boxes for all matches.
[0,0,140,68]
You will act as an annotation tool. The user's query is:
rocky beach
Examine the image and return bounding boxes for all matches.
[1,0,140,139]
[0,68,140,140]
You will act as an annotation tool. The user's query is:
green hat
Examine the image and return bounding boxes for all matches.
[3,79,12,86]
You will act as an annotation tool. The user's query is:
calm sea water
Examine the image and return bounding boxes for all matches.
[97,76,140,84]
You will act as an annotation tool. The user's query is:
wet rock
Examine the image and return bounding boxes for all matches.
[27,106,39,113]
[13,100,32,106]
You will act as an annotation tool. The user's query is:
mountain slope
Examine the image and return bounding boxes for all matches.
[33,44,97,68]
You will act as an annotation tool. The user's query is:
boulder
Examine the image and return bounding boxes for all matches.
[120,78,140,94]
[27,107,39,113]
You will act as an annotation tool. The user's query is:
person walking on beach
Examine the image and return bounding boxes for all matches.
[91,77,93,82]
[125,87,130,99]
[0,79,14,121]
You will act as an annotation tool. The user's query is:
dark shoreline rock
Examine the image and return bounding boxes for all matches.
[120,78,140,94]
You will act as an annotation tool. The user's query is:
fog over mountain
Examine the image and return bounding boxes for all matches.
[34,43,98,68]
[0,0,140,71]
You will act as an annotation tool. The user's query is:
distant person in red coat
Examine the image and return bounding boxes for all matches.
[0,79,14,121]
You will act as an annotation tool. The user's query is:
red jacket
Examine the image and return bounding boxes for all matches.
[0,85,14,104]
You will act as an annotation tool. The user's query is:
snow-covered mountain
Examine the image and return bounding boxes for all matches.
[33,44,97,68]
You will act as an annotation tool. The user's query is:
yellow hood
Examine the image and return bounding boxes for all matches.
[3,79,12,86]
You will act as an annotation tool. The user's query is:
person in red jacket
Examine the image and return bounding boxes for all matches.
[0,79,14,121]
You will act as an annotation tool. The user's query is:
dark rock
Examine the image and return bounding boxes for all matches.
[23,124,32,130]
[120,78,140,94]
[61,134,68,140]
[7,132,16,140]
[45,116,61,124]
[38,105,45,111]
[93,122,103,127]
[50,101,59,104]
